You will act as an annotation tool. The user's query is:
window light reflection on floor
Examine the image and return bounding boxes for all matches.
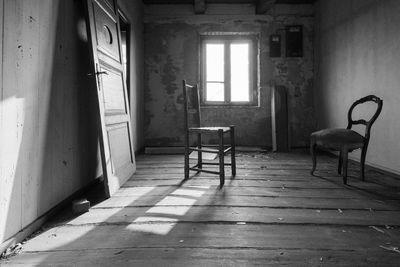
[170,188,207,198]
[146,205,191,216]
[146,196,195,216]
[126,217,179,235]
[126,185,211,235]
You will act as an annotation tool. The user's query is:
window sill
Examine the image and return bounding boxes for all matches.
[200,104,260,109]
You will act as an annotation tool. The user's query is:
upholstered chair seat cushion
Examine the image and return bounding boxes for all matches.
[311,128,364,150]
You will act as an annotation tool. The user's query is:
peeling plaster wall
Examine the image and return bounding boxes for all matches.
[144,4,314,147]
[314,0,400,174]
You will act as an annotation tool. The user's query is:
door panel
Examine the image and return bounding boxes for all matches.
[93,2,120,62]
[86,0,135,197]
[99,65,127,113]
[108,123,133,173]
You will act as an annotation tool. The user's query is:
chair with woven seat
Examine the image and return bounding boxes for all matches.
[310,95,383,184]
[182,80,236,188]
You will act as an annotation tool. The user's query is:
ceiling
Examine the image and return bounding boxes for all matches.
[143,0,315,4]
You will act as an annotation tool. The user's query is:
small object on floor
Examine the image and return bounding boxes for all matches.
[0,243,23,259]
[72,199,90,214]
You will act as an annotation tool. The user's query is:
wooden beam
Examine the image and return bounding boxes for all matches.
[194,0,206,14]
[256,0,276,14]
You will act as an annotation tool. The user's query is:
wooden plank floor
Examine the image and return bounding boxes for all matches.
[2,151,400,266]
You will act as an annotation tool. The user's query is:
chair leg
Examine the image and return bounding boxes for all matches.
[230,126,236,176]
[197,133,202,169]
[310,140,317,175]
[338,150,343,175]
[218,129,225,188]
[360,145,368,181]
[341,147,348,184]
[184,133,189,180]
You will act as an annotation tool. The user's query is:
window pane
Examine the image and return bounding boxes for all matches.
[231,43,250,102]
[206,44,224,82]
[206,82,224,102]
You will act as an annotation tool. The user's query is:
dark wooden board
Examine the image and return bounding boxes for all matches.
[92,194,400,211]
[3,151,400,266]
[68,206,400,226]
[6,247,400,266]
[18,224,400,252]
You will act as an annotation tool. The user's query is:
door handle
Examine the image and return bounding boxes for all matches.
[87,71,108,76]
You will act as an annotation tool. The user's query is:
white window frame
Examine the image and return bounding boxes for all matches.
[200,34,258,106]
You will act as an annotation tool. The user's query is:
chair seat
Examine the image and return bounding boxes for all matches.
[311,128,364,150]
[189,126,231,133]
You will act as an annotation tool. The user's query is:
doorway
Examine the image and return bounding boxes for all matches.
[119,10,130,106]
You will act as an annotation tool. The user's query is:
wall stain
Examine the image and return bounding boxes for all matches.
[29,16,36,23]
[294,86,301,97]
[163,97,177,113]
[144,12,315,148]
[161,55,179,95]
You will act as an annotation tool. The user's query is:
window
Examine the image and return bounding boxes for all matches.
[200,34,258,105]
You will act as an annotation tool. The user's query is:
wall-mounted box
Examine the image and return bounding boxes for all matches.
[286,25,303,57]
[270,34,281,57]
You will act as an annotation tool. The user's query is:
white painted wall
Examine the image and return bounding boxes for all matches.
[0,0,144,245]
[0,0,96,244]
[314,0,400,174]
[119,0,145,152]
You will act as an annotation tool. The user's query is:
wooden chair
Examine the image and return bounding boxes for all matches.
[182,80,236,188]
[310,95,383,184]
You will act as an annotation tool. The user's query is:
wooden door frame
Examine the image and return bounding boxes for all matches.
[117,7,131,107]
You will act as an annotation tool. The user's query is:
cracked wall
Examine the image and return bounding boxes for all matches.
[144,5,315,147]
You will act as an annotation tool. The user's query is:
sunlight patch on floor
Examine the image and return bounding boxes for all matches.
[93,186,156,209]
[153,196,196,206]
[170,188,207,198]
[146,205,191,216]
[113,186,156,197]
[126,185,211,235]
[126,217,179,235]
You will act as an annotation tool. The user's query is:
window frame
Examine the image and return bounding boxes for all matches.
[200,34,258,106]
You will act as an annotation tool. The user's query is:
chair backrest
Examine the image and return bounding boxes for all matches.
[182,80,201,131]
[347,95,383,141]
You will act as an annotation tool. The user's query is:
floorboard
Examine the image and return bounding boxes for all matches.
[1,151,400,266]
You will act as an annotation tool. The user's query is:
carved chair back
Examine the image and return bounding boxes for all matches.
[346,95,383,142]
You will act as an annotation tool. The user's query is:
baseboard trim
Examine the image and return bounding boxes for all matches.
[145,146,183,154]
[326,150,400,181]
[353,157,400,178]
[144,146,269,154]
[0,178,103,256]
